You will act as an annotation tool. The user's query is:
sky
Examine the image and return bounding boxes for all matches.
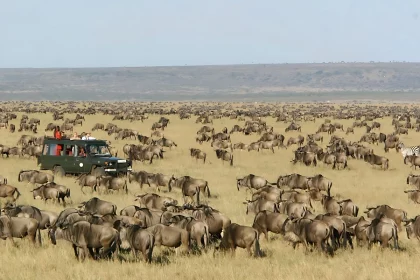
[0,0,420,68]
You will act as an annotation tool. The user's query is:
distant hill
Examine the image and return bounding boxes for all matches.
[1,63,420,101]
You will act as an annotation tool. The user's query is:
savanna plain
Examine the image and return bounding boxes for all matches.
[0,102,419,280]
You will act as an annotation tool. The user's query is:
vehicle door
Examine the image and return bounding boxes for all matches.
[73,145,90,173]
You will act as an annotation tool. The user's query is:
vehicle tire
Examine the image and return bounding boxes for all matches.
[91,166,105,177]
[53,166,65,177]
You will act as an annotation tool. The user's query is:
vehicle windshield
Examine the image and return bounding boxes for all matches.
[86,144,111,156]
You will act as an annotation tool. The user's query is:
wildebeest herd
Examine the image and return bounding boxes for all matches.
[1,101,420,267]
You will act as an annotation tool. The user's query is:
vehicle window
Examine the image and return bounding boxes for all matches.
[65,144,76,156]
[87,144,110,156]
[78,146,86,157]
[43,144,49,155]
[48,144,64,156]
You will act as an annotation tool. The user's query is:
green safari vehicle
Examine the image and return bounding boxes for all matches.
[37,137,132,177]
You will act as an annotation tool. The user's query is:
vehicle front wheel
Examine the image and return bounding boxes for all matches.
[53,166,65,177]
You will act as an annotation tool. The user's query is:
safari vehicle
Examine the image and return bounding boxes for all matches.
[37,137,132,177]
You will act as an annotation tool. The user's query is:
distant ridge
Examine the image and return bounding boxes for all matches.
[1,62,420,101]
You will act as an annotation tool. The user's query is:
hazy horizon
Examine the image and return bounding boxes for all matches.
[1,0,420,68]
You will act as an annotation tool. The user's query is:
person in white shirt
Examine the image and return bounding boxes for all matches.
[82,132,96,140]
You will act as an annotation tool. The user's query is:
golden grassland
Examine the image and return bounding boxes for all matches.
[1,104,420,280]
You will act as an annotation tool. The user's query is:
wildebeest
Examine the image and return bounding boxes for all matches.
[118,224,154,262]
[215,149,233,166]
[146,224,190,253]
[243,198,279,215]
[338,199,359,217]
[277,173,310,190]
[364,205,407,231]
[404,190,420,204]
[49,221,120,261]
[128,171,151,189]
[146,173,173,192]
[0,216,41,246]
[0,184,21,201]
[76,174,99,194]
[277,201,308,219]
[287,136,304,147]
[364,153,389,170]
[252,211,288,241]
[215,223,262,257]
[306,174,332,194]
[292,151,317,166]
[18,170,54,185]
[97,176,128,194]
[237,174,274,192]
[405,215,420,241]
[169,176,210,204]
[404,155,420,169]
[169,215,210,248]
[190,148,206,163]
[135,193,178,210]
[407,174,420,189]
[78,197,117,216]
[281,217,333,256]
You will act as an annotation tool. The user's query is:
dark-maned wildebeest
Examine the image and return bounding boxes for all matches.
[0,184,21,201]
[252,211,288,241]
[364,153,389,170]
[118,224,154,262]
[49,221,120,261]
[78,197,117,216]
[215,223,262,257]
[190,148,206,163]
[281,217,333,256]
[146,224,190,254]
[215,149,233,166]
[18,170,54,185]
[404,190,420,204]
[364,205,407,231]
[0,216,41,246]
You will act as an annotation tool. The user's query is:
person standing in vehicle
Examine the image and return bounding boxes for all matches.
[53,126,62,139]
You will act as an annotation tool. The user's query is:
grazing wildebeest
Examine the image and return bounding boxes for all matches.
[287,136,304,147]
[281,217,333,256]
[236,174,273,192]
[78,197,117,216]
[215,223,262,257]
[49,221,120,261]
[252,211,288,241]
[345,127,354,135]
[364,205,407,231]
[18,170,54,185]
[118,224,154,262]
[0,184,21,201]
[292,151,317,166]
[190,148,207,163]
[404,190,420,204]
[364,153,389,170]
[215,149,233,166]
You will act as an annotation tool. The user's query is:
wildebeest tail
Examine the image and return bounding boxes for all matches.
[354,205,359,217]
[203,224,209,248]
[230,155,233,166]
[328,182,332,196]
[112,204,117,216]
[147,233,155,263]
[342,222,347,248]
[313,157,317,167]
[124,180,128,194]
[254,231,262,257]
[205,182,211,198]
[392,226,399,250]
[66,189,71,198]
[37,227,42,246]
[403,211,408,222]
[196,187,200,205]
[14,188,21,200]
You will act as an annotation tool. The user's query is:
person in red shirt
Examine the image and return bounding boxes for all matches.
[53,126,63,155]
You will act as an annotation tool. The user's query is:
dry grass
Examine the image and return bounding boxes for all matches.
[1,104,420,280]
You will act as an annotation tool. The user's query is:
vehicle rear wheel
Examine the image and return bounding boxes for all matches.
[91,166,105,177]
[53,166,65,177]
